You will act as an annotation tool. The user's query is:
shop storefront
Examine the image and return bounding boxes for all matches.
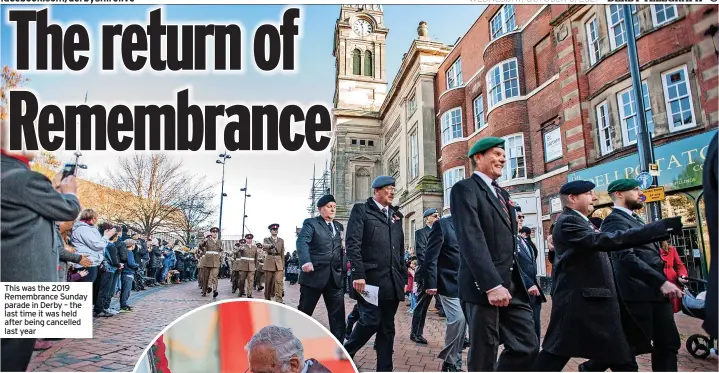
[568,129,717,292]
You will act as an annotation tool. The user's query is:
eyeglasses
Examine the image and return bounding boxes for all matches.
[517,216,524,220]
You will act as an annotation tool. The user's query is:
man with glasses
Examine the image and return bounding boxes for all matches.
[344,176,405,372]
[411,207,440,344]
[263,224,286,303]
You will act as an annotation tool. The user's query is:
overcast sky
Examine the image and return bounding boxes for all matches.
[1,4,484,252]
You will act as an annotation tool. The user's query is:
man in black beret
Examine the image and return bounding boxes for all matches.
[534,180,683,371]
[296,194,346,341]
[344,176,406,371]
[578,178,683,372]
[449,137,537,371]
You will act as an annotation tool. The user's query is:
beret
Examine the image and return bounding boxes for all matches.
[317,194,336,208]
[210,227,219,232]
[559,180,596,195]
[268,224,279,230]
[423,208,438,218]
[468,137,505,158]
[371,175,396,189]
[607,178,641,193]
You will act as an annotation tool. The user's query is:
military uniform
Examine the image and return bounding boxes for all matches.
[255,248,266,290]
[198,228,222,298]
[230,243,243,294]
[263,223,285,302]
[197,236,210,292]
[233,240,259,297]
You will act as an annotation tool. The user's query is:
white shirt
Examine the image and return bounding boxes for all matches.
[613,205,634,218]
[323,218,336,236]
[571,208,590,221]
[473,171,498,198]
[373,198,389,218]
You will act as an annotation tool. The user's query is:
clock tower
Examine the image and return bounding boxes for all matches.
[330,5,388,227]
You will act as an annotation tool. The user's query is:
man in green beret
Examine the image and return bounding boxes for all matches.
[578,179,683,371]
[450,136,538,371]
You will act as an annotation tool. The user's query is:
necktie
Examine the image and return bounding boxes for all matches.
[491,180,510,222]
[632,213,645,225]
[328,222,334,237]
[381,207,390,224]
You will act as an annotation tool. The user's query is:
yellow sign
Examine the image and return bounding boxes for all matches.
[642,187,665,203]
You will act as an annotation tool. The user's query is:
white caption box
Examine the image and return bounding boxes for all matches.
[1,282,93,339]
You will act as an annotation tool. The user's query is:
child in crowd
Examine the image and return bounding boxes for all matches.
[407,259,417,313]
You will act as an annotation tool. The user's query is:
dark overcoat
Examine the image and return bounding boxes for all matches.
[296,216,345,289]
[542,207,671,362]
[423,216,460,298]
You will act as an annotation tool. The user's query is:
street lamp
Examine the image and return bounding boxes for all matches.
[216,152,231,240]
[241,177,251,237]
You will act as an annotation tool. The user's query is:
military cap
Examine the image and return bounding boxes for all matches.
[371,175,395,189]
[317,194,335,208]
[607,178,641,193]
[210,227,219,233]
[268,223,279,230]
[468,137,505,158]
[234,242,241,247]
[239,238,247,244]
[559,180,596,195]
[245,233,254,239]
[423,208,438,218]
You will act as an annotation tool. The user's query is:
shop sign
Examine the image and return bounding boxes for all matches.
[568,130,717,204]
[640,186,665,203]
[550,196,562,213]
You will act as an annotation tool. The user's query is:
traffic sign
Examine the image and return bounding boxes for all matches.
[636,172,653,190]
[642,186,666,203]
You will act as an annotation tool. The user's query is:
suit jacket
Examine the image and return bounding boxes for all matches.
[516,236,546,304]
[262,236,285,271]
[602,209,667,302]
[296,216,346,289]
[449,173,523,305]
[542,207,671,363]
[1,155,81,283]
[703,132,718,339]
[424,216,460,298]
[413,225,432,287]
[346,198,406,301]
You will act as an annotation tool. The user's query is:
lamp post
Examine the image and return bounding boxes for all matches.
[241,177,251,237]
[216,152,231,241]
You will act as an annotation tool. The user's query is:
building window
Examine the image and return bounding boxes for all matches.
[368,140,374,147]
[407,92,417,117]
[586,16,601,66]
[441,107,463,146]
[354,167,371,201]
[487,58,520,108]
[446,58,463,90]
[442,166,465,207]
[606,4,639,50]
[473,95,485,131]
[360,140,366,145]
[409,128,419,180]
[352,49,361,75]
[490,5,516,40]
[351,139,357,145]
[410,220,416,246]
[499,133,526,182]
[596,101,615,155]
[662,65,696,132]
[652,5,678,27]
[617,81,654,146]
[364,50,373,77]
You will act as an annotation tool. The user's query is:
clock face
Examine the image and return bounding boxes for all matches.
[353,19,373,36]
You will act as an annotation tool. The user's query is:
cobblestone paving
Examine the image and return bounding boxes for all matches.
[28,278,718,372]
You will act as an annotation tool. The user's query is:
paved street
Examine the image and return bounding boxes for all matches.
[28,278,718,372]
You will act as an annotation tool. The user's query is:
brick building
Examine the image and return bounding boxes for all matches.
[433,4,718,282]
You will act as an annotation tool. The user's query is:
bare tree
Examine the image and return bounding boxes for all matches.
[105,153,214,236]
[164,182,217,246]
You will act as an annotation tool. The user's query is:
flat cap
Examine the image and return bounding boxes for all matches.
[371,175,396,189]
[559,180,596,195]
[317,194,335,208]
[268,224,279,230]
[245,233,254,239]
[607,178,641,193]
[423,208,438,218]
[468,137,505,158]
[210,227,219,233]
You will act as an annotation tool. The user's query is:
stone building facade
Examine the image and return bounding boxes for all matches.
[330,5,453,248]
[433,4,718,279]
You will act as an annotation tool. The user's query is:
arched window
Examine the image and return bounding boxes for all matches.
[354,167,371,201]
[364,50,374,77]
[352,49,361,75]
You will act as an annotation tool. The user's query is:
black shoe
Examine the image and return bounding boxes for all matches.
[415,335,428,344]
[441,362,460,372]
[213,291,219,299]
[410,334,417,342]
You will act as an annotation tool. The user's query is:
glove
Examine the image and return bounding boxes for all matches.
[662,216,683,232]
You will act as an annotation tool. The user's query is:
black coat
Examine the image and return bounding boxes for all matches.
[703,132,718,339]
[516,236,546,304]
[423,216,460,298]
[413,225,431,287]
[449,173,523,305]
[542,207,672,362]
[296,216,345,289]
[346,198,406,301]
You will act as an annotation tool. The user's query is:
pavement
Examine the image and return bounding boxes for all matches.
[28,277,719,372]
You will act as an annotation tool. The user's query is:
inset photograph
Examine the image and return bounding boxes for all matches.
[133,299,356,373]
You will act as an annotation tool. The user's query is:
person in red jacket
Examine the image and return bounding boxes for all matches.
[660,240,689,313]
